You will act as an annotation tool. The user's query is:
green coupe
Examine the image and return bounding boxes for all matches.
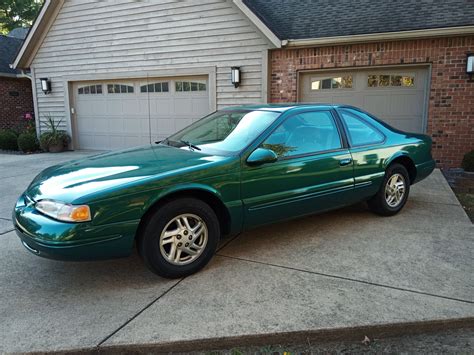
[14,104,435,278]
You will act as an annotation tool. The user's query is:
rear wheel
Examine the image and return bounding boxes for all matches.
[138,198,220,278]
[368,163,410,216]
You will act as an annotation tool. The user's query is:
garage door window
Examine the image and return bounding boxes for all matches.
[339,109,384,147]
[140,82,169,93]
[368,74,415,88]
[78,84,102,95]
[107,84,134,94]
[176,81,206,92]
[311,75,352,90]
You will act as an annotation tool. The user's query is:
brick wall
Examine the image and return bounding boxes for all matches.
[0,77,34,132]
[270,36,474,169]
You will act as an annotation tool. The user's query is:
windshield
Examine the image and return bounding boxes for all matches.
[162,110,281,155]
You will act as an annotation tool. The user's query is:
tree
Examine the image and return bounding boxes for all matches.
[0,0,43,34]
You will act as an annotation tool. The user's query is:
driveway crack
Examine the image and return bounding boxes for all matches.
[216,254,474,305]
[0,229,14,235]
[96,278,185,349]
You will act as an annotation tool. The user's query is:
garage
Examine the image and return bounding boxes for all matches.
[72,76,210,150]
[299,67,429,133]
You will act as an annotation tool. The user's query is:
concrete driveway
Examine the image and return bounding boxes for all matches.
[0,151,473,353]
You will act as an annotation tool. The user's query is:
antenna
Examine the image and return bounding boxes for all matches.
[147,73,152,145]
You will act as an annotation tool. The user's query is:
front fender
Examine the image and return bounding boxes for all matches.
[141,179,243,236]
[147,183,224,210]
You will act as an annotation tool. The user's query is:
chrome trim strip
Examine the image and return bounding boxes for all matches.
[22,241,39,255]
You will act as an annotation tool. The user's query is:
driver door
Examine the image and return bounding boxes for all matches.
[241,110,355,228]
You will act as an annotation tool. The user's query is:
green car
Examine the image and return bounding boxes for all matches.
[14,104,435,278]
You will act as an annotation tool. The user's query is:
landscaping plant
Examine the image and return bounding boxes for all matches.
[17,132,39,153]
[0,130,19,151]
[39,115,70,152]
[461,150,474,172]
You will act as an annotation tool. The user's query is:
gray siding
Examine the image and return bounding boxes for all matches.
[32,0,272,132]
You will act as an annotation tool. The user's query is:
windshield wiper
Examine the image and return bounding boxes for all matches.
[180,140,201,151]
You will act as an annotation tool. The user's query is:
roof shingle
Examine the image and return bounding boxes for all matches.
[244,0,474,40]
[0,35,24,75]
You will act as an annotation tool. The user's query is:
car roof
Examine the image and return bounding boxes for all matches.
[221,103,346,113]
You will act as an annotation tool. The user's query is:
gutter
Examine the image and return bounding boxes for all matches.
[283,25,474,47]
[1,67,31,79]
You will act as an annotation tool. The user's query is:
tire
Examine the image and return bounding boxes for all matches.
[368,163,410,216]
[138,197,220,278]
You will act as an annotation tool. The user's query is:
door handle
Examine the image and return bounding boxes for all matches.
[339,158,352,166]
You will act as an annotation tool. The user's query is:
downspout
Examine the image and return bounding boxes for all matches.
[9,65,40,138]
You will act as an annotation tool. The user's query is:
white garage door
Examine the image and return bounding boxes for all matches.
[299,67,429,133]
[72,76,210,150]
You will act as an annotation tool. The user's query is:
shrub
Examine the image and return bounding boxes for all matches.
[0,130,19,151]
[462,150,474,172]
[17,132,39,153]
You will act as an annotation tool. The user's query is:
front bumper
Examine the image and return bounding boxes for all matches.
[13,194,138,261]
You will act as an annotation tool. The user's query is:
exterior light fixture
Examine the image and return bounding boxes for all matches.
[467,53,474,80]
[231,67,241,88]
[40,78,51,94]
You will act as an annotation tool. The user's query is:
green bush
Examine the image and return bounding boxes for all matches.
[17,132,39,153]
[462,150,474,172]
[0,130,19,151]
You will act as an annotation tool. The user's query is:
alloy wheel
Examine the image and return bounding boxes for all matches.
[384,173,406,208]
[159,213,208,266]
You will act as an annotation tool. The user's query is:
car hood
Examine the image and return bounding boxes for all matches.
[26,145,231,203]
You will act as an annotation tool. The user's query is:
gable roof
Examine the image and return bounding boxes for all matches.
[244,0,474,40]
[0,35,24,76]
[12,0,474,69]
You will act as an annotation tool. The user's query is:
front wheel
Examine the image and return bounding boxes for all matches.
[138,198,220,278]
[368,163,410,216]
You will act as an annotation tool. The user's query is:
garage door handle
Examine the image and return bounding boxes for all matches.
[339,158,352,166]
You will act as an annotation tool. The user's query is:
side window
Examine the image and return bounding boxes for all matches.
[339,109,384,146]
[262,111,341,158]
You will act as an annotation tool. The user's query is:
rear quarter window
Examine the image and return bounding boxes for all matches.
[339,109,385,147]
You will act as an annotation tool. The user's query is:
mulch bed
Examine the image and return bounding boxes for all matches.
[443,169,474,223]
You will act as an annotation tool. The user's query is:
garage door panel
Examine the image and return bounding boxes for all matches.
[389,118,421,132]
[122,100,140,115]
[175,118,193,131]
[389,93,423,116]
[173,98,194,115]
[193,98,210,116]
[330,95,359,106]
[109,118,125,134]
[363,94,391,116]
[299,67,428,133]
[154,118,175,133]
[137,98,152,115]
[149,99,172,116]
[73,77,210,150]
[106,101,124,116]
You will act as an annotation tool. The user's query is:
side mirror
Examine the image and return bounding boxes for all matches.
[246,148,278,166]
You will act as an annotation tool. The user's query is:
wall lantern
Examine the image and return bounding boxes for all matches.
[40,78,51,94]
[467,53,474,81]
[231,67,241,88]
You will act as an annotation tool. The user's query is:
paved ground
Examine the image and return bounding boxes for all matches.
[0,151,473,353]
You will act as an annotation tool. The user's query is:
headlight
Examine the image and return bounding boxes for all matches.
[35,200,91,222]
